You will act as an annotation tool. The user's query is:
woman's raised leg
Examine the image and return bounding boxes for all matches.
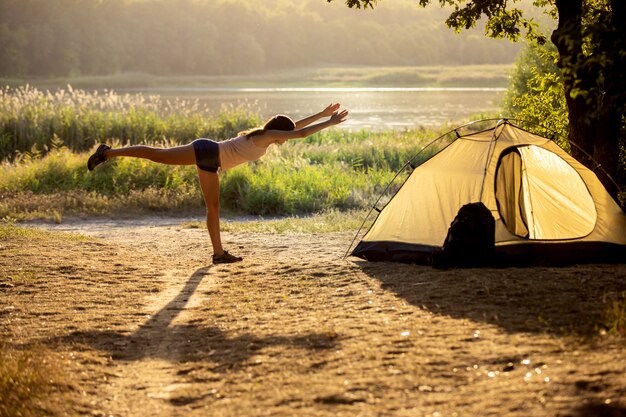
[105,143,196,166]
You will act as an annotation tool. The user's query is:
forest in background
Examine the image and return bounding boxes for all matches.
[0,0,521,78]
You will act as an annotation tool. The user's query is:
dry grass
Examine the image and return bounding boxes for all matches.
[601,292,626,336]
[0,190,203,222]
[0,253,82,417]
[0,344,70,417]
[180,209,372,234]
[0,85,260,160]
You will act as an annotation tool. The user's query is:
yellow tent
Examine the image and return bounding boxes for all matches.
[350,120,626,265]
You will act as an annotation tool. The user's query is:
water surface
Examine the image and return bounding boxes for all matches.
[132,87,506,131]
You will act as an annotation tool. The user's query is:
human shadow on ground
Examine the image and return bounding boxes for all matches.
[355,260,626,336]
[39,266,338,367]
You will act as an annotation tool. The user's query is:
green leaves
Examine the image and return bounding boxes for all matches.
[504,40,568,143]
[336,0,376,9]
[332,0,535,40]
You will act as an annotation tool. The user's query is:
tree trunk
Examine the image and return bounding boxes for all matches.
[591,0,625,200]
[551,0,593,158]
[552,0,624,201]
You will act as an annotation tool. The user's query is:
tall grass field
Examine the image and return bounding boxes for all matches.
[0,85,262,160]
[0,86,444,221]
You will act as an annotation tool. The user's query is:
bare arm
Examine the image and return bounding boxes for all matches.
[253,109,349,147]
[294,103,341,129]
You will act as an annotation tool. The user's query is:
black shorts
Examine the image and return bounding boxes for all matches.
[192,139,220,172]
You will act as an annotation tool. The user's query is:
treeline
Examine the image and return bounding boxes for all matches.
[0,0,520,78]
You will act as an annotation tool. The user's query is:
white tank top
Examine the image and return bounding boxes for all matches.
[218,136,268,171]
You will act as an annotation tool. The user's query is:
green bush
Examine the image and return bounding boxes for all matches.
[504,40,568,143]
[0,130,418,216]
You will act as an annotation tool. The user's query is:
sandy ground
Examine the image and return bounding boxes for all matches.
[2,216,626,417]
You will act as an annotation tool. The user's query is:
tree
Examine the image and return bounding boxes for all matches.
[504,41,568,141]
[331,0,625,200]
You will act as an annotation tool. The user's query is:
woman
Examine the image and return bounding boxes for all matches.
[87,103,349,264]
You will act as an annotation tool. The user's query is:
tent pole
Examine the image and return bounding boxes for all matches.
[479,119,508,201]
[343,162,412,259]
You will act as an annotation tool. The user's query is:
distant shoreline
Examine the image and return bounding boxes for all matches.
[1,64,512,90]
[119,86,507,93]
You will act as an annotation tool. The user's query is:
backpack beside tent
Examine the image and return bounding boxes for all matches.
[349,120,626,266]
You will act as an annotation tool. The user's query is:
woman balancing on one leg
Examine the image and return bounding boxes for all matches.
[87,103,349,264]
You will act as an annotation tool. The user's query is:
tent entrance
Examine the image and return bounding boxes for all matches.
[495,145,597,240]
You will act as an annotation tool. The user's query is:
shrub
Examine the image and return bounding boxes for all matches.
[504,40,568,143]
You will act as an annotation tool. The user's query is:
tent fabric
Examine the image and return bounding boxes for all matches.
[351,121,626,265]
[514,145,597,239]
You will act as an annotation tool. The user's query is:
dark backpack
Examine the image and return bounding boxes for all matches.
[433,202,496,268]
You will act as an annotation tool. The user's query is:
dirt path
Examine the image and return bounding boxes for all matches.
[2,217,626,416]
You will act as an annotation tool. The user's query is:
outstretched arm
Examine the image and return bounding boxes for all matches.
[294,103,341,129]
[253,109,349,147]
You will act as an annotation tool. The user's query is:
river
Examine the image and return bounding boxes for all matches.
[132,87,506,131]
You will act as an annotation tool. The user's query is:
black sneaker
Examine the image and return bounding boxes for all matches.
[87,144,111,171]
[212,251,243,264]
